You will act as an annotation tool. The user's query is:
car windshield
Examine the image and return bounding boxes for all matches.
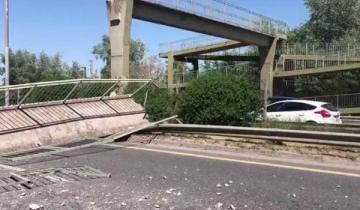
[322,103,338,112]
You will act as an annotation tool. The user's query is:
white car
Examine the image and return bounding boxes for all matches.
[266,100,342,124]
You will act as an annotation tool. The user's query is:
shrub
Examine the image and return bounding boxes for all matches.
[178,72,261,126]
[132,84,176,122]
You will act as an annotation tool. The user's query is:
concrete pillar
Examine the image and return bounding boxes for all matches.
[106,0,133,79]
[259,37,279,99]
[191,59,199,77]
[167,53,175,89]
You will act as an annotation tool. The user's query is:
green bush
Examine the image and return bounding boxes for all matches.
[145,88,176,121]
[178,72,261,126]
[131,85,176,122]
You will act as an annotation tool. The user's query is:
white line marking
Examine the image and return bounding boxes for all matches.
[108,144,360,178]
[0,164,25,172]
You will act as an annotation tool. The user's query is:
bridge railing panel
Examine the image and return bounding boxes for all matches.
[0,79,152,110]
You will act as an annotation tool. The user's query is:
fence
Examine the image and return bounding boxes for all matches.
[0,79,152,134]
[0,79,152,109]
[279,43,360,57]
[304,93,360,109]
[171,62,259,86]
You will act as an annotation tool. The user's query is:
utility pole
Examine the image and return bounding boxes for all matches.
[89,60,94,79]
[4,0,10,106]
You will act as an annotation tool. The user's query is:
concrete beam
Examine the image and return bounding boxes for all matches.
[107,0,133,79]
[176,55,259,62]
[133,0,274,47]
[159,41,246,58]
[167,53,175,88]
[274,63,360,78]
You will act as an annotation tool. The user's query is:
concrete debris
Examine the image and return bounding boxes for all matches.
[224,183,230,187]
[229,180,233,184]
[216,184,222,188]
[216,192,222,196]
[155,204,160,208]
[228,204,236,210]
[166,188,176,194]
[177,192,182,196]
[215,202,223,208]
[163,176,168,180]
[29,204,43,210]
[121,202,127,206]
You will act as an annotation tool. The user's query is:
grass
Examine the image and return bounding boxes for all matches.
[252,121,360,134]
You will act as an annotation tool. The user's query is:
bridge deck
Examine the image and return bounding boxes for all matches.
[134,0,286,47]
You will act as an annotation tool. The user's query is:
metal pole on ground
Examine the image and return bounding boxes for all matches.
[4,0,10,106]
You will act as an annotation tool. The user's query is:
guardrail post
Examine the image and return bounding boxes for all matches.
[16,85,37,109]
[63,81,81,104]
[101,80,121,100]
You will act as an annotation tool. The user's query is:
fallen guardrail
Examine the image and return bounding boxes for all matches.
[143,124,360,147]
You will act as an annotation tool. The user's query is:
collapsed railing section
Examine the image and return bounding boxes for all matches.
[0,79,152,134]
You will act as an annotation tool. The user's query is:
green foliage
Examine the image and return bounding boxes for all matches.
[145,88,176,122]
[305,0,360,43]
[178,73,261,126]
[0,50,84,85]
[287,0,360,96]
[289,0,360,43]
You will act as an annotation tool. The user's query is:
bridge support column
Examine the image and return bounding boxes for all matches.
[106,0,134,79]
[167,53,175,89]
[191,59,199,77]
[259,38,279,100]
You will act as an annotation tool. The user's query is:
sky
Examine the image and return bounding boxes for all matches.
[0,0,309,74]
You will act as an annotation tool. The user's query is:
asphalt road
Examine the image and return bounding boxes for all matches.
[0,144,359,210]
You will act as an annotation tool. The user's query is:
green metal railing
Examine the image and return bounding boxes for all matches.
[0,79,152,109]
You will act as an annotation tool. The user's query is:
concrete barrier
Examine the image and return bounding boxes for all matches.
[0,113,148,154]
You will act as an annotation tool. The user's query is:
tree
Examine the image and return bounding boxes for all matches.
[286,0,360,97]
[92,35,146,78]
[0,50,83,85]
[178,72,261,126]
[289,0,360,43]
